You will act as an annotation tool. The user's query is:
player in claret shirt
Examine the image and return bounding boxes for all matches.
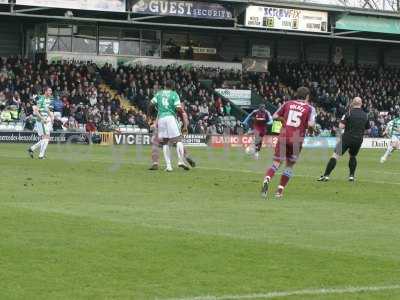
[261,87,316,199]
[243,104,273,159]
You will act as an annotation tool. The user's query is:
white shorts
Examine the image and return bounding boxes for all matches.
[34,120,52,136]
[157,116,181,139]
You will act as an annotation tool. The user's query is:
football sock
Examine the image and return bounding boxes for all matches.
[279,168,293,189]
[39,139,49,158]
[265,164,279,181]
[383,145,394,160]
[349,156,357,177]
[151,142,160,165]
[324,157,337,176]
[255,141,262,152]
[31,140,42,151]
[163,144,172,169]
[176,142,186,165]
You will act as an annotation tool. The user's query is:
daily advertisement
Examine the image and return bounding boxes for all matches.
[210,136,390,149]
[245,5,328,33]
[15,0,125,12]
[361,138,391,149]
[132,0,232,20]
[215,89,252,107]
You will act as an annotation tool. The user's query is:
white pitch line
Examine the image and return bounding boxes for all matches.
[194,165,400,186]
[162,284,400,300]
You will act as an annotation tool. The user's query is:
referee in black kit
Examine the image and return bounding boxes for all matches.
[318,97,370,182]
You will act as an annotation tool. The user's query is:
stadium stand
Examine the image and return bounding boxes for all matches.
[0,55,399,136]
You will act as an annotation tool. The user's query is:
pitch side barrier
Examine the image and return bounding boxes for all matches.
[0,131,390,149]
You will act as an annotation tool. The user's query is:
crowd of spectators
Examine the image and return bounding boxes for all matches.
[0,56,149,132]
[1,55,399,137]
[220,61,400,137]
[102,64,240,134]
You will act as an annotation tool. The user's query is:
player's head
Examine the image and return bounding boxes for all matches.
[351,97,362,108]
[296,87,310,102]
[44,87,52,97]
[165,80,175,90]
[259,104,266,112]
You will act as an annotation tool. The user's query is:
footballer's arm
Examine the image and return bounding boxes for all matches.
[177,105,189,134]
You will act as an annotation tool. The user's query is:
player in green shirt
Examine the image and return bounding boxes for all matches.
[148,80,190,172]
[28,87,54,159]
[381,113,400,163]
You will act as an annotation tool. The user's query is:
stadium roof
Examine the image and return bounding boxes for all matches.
[1,0,400,44]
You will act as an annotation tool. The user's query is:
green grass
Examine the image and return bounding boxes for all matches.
[0,143,399,300]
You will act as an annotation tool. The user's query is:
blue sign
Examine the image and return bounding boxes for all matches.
[132,0,232,20]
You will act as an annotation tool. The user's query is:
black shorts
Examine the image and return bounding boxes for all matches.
[335,136,362,157]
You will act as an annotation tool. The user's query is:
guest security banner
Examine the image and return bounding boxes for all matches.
[132,0,232,20]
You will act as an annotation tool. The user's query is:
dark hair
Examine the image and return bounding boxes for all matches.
[165,80,175,90]
[296,87,310,100]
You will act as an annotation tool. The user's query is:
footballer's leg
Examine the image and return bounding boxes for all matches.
[162,139,173,172]
[275,142,301,198]
[381,137,398,163]
[184,148,196,168]
[39,134,50,159]
[149,129,160,170]
[254,130,263,160]
[262,139,284,198]
[168,116,190,171]
[29,140,41,158]
[318,139,347,181]
[175,138,190,171]
[262,160,280,198]
[29,122,43,158]
[276,161,295,198]
[348,142,362,181]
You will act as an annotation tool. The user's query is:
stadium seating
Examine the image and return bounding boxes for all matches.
[0,56,399,136]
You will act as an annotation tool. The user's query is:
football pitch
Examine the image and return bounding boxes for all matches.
[0,143,399,300]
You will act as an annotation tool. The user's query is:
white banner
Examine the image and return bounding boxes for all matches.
[245,5,328,33]
[118,57,242,71]
[47,52,117,68]
[361,138,391,149]
[0,0,9,4]
[16,0,125,12]
[163,45,217,55]
[252,45,271,58]
[215,89,251,107]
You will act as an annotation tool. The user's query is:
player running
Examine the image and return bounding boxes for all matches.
[28,87,54,159]
[261,87,316,199]
[243,104,273,159]
[148,80,190,172]
[380,112,400,163]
